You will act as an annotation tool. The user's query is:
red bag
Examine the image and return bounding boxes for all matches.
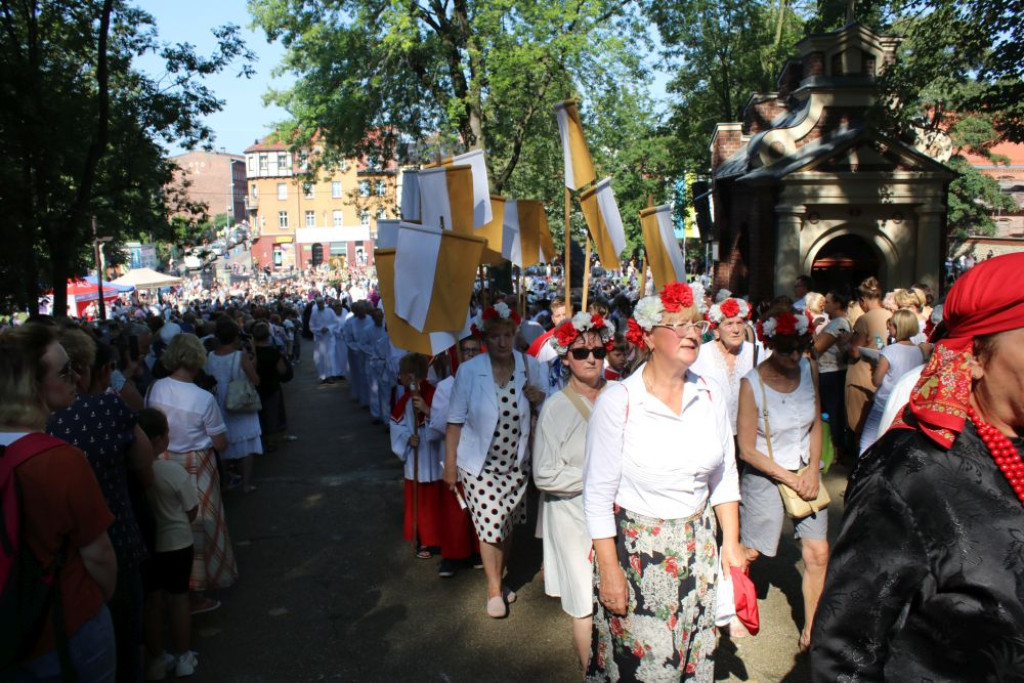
[730,566,760,636]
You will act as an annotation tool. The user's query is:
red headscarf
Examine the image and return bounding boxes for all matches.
[893,253,1024,448]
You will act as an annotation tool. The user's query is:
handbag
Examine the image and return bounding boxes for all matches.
[226,351,262,413]
[756,367,830,519]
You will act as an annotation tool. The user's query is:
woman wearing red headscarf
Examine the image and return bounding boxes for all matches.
[811,254,1024,682]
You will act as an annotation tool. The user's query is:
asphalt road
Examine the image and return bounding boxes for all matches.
[191,350,847,682]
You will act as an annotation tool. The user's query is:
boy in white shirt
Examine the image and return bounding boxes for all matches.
[138,408,201,679]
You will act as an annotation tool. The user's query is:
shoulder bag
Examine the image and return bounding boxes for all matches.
[756,367,830,518]
[226,351,261,413]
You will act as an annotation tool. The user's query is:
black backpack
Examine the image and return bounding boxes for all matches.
[0,433,74,677]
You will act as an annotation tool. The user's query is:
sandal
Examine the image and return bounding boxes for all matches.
[416,547,433,560]
[486,595,507,618]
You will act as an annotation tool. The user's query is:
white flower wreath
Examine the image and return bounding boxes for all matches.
[548,312,616,355]
[632,296,665,331]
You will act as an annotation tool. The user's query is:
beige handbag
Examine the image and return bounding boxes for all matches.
[756,368,830,518]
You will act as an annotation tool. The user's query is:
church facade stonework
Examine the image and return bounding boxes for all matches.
[709,22,955,298]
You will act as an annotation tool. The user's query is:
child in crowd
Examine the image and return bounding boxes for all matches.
[389,353,444,558]
[138,408,201,680]
[604,333,630,381]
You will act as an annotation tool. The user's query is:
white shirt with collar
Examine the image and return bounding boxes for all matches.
[583,363,740,539]
[447,350,545,477]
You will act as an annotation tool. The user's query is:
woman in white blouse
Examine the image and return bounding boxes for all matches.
[691,296,760,435]
[736,309,826,652]
[533,312,614,669]
[583,282,743,682]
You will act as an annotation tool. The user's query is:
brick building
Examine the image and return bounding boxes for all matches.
[708,22,955,298]
[168,150,247,222]
[243,136,397,272]
[960,141,1024,259]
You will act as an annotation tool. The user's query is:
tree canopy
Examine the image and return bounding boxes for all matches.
[0,0,252,314]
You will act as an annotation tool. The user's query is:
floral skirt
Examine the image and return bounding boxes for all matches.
[162,449,238,591]
[586,504,718,682]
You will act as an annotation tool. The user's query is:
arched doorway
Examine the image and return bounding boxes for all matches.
[310,242,324,268]
[810,233,880,294]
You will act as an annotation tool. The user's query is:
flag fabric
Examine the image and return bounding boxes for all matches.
[579,177,626,270]
[400,169,421,222]
[477,196,506,265]
[374,248,469,355]
[393,222,485,333]
[375,219,401,249]
[554,100,596,191]
[502,200,552,269]
[442,149,493,228]
[639,204,687,290]
[419,165,474,234]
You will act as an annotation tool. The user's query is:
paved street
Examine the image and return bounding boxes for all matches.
[192,350,847,682]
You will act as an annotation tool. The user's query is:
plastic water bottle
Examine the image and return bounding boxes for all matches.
[874,333,884,350]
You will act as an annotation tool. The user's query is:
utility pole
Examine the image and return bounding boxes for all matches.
[92,217,113,320]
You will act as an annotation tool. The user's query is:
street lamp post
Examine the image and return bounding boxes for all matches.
[92,217,113,320]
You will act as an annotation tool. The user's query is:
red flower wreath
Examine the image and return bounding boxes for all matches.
[553,320,580,348]
[719,298,741,319]
[773,312,800,337]
[660,282,693,312]
[626,318,646,348]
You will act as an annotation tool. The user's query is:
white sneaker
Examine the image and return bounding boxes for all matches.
[174,650,199,678]
[145,652,174,681]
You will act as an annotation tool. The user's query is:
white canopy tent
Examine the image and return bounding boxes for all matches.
[111,268,182,290]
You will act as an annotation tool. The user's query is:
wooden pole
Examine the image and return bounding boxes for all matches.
[409,382,421,556]
[582,235,592,312]
[639,194,654,297]
[564,187,571,309]
[478,264,488,309]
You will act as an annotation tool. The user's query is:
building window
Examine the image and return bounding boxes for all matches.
[366,154,379,170]
[247,156,255,172]
[375,208,387,220]
[374,179,387,196]
[359,210,370,226]
[298,152,309,171]
[332,210,343,227]
[251,184,258,199]
[331,180,342,198]
[259,154,268,171]
[304,210,316,228]
[277,183,287,200]
[358,180,370,197]
[303,183,314,199]
[278,211,289,229]
[277,152,290,169]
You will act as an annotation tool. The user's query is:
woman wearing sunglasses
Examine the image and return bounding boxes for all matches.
[584,282,743,681]
[735,309,827,652]
[533,312,615,670]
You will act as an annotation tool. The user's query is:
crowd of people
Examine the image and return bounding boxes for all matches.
[2,251,1022,682]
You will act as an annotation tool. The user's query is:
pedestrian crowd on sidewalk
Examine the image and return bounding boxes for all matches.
[3,253,1024,682]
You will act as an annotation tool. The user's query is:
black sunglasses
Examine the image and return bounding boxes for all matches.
[569,347,608,361]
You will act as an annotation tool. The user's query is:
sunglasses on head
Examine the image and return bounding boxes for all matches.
[569,346,608,361]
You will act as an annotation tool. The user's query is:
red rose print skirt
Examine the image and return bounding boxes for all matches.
[586,503,718,682]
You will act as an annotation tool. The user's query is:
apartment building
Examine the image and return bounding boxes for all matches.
[244,135,397,271]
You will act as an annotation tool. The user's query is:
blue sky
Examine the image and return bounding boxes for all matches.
[140,0,292,155]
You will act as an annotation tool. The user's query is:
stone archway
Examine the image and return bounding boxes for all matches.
[808,232,883,294]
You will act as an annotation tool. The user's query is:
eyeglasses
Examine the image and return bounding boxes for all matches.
[653,321,710,337]
[56,361,76,382]
[459,345,481,356]
[569,346,608,361]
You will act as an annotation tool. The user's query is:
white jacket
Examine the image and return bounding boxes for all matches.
[447,351,545,477]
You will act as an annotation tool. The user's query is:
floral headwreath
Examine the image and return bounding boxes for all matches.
[708,297,751,325]
[756,311,809,341]
[470,302,522,337]
[549,312,616,355]
[625,281,707,349]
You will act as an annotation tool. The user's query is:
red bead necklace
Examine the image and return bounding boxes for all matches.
[966,407,1024,506]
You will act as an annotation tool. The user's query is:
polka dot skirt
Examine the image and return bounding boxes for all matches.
[459,381,528,543]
